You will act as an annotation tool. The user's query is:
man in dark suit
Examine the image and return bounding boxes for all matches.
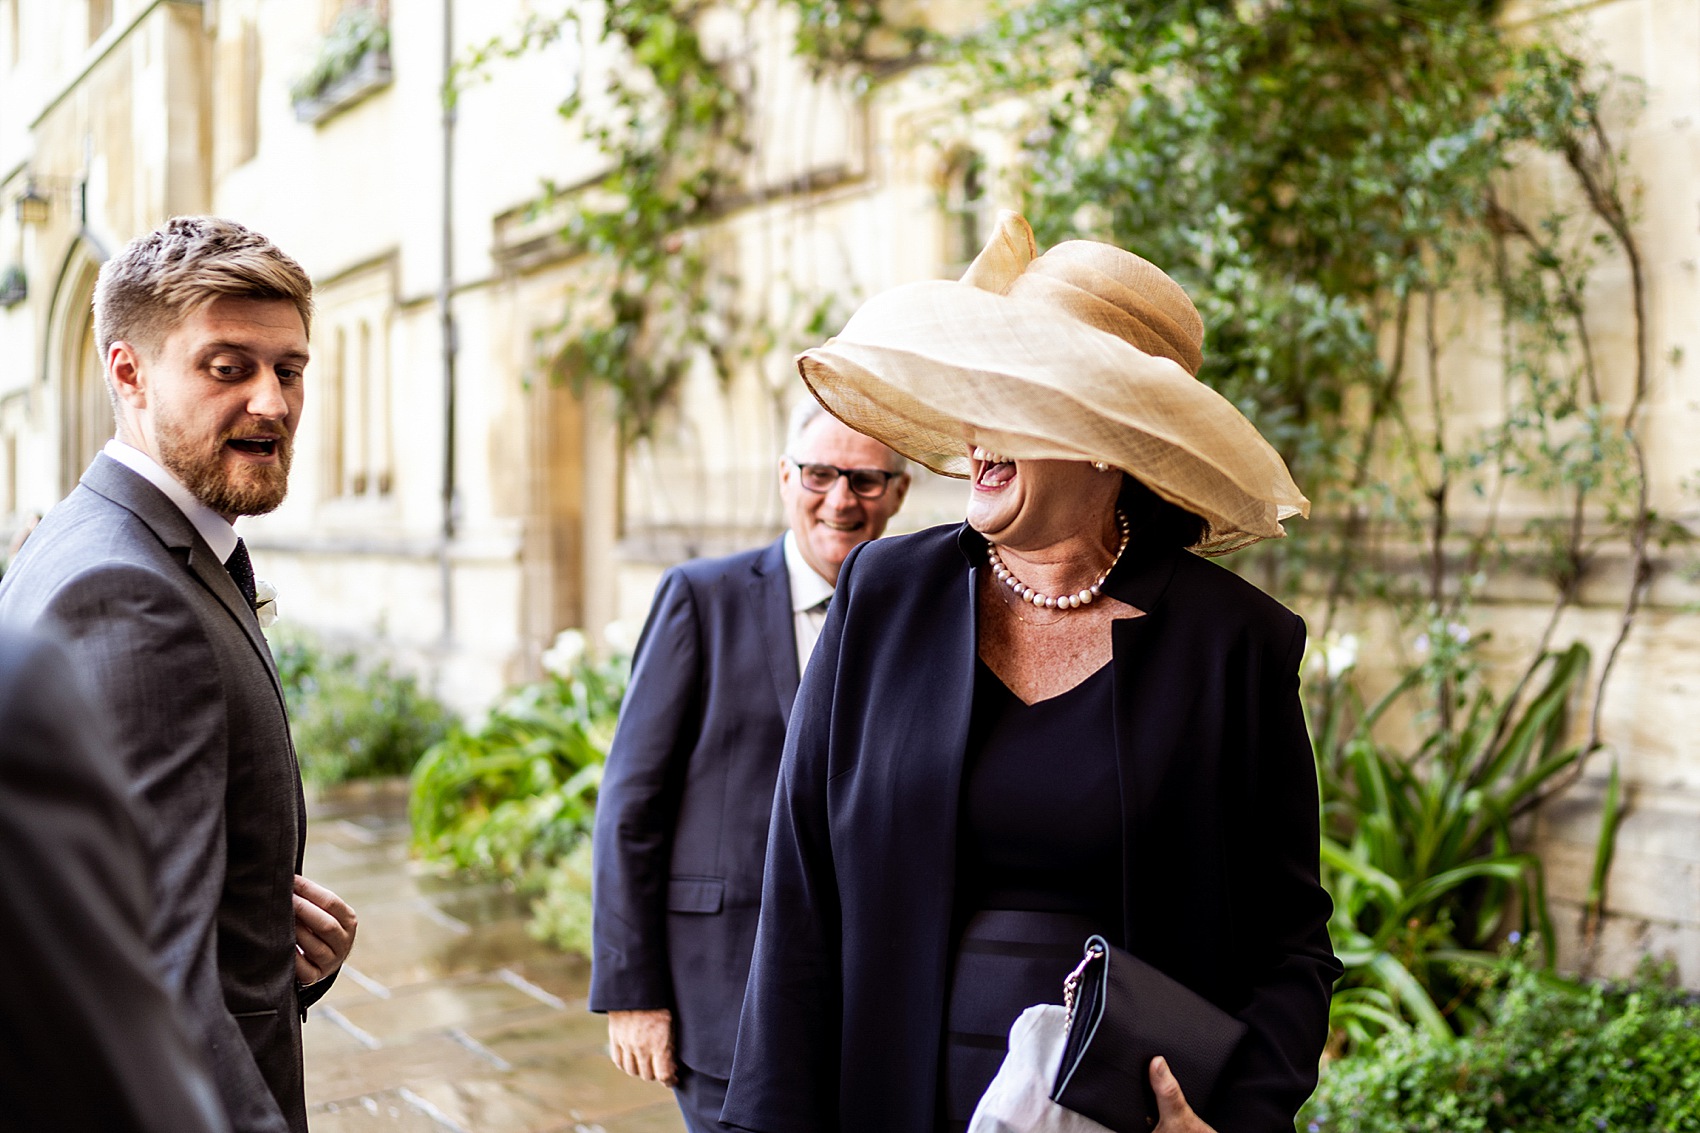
[0,628,230,1132]
[0,217,355,1133]
[591,401,910,1131]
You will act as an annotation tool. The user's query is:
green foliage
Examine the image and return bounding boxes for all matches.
[289,6,390,105]
[409,633,628,878]
[458,5,751,436]
[271,631,454,785]
[529,836,597,958]
[967,0,1502,484]
[1303,953,1700,1132]
[456,2,919,438]
[960,0,1649,619]
[0,263,26,308]
[1312,634,1591,1045]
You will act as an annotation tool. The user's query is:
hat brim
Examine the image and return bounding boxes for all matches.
[797,280,1308,555]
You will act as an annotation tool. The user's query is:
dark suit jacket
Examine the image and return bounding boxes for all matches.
[590,537,800,1080]
[0,455,327,1133]
[722,524,1342,1133]
[0,628,231,1133]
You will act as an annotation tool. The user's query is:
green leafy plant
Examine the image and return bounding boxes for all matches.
[271,630,454,785]
[1312,632,1593,1045]
[529,836,597,958]
[289,6,391,106]
[1302,951,1700,1132]
[0,264,26,308]
[409,631,628,879]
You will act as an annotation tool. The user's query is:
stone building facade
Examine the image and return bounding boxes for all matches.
[0,0,1696,981]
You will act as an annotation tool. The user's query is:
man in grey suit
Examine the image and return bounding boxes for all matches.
[0,217,355,1133]
[0,627,230,1133]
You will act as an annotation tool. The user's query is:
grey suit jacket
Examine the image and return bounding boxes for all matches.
[0,627,231,1133]
[0,455,322,1133]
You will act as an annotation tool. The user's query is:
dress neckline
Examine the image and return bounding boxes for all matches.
[975,655,1113,707]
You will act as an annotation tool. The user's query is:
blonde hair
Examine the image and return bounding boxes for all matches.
[93,216,314,356]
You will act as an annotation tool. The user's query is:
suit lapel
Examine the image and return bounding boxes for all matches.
[81,456,288,710]
[748,538,802,727]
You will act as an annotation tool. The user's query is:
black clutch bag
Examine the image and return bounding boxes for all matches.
[1050,935,1248,1132]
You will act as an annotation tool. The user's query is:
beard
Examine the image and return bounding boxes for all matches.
[158,417,293,517]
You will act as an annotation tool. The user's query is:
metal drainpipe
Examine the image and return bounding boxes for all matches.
[437,0,459,646]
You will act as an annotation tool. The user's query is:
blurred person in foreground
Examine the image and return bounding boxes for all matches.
[0,217,356,1133]
[722,212,1341,1133]
[591,400,910,1131]
[0,627,230,1133]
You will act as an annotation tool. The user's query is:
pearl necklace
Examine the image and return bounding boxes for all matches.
[986,511,1131,610]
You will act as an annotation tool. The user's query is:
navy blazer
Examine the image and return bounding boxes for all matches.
[723,524,1342,1133]
[590,537,801,1079]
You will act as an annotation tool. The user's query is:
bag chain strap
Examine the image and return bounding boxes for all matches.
[1062,941,1107,1023]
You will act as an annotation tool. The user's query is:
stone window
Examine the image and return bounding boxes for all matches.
[293,0,392,126]
[324,317,393,500]
[214,18,261,173]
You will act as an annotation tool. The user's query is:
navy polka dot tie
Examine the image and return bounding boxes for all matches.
[225,538,257,610]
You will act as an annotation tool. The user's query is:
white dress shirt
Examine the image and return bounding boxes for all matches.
[102,440,240,563]
[782,530,836,681]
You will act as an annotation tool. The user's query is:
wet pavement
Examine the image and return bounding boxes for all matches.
[302,781,686,1133]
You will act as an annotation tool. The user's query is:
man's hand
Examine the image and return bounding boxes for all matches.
[293,874,357,985]
[608,1008,677,1086]
[1151,1056,1218,1133]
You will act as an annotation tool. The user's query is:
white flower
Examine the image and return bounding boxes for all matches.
[603,618,638,656]
[253,579,279,629]
[541,628,587,677]
[1312,632,1359,680]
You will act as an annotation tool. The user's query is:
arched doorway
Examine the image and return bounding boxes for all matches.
[46,247,110,494]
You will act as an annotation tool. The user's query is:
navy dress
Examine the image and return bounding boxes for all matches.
[940,657,1124,1130]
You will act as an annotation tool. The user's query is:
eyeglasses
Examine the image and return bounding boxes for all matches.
[789,460,903,500]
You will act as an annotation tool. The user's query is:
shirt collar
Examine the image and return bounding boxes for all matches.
[782,530,837,613]
[103,439,240,563]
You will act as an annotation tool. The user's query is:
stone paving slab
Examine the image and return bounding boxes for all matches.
[304,781,683,1133]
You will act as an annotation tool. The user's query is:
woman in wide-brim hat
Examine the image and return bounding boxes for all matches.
[721,213,1341,1133]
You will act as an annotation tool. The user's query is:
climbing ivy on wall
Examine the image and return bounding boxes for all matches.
[459,0,917,441]
[961,0,1654,612]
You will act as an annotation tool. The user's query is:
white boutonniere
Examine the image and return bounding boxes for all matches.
[253,579,279,629]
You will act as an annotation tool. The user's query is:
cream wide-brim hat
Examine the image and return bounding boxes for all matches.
[796,211,1309,555]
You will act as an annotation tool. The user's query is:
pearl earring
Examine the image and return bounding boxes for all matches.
[1092,461,1111,472]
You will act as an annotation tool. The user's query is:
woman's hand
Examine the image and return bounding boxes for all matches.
[1150,1056,1218,1133]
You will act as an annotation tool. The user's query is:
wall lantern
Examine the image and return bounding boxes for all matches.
[14,182,49,226]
